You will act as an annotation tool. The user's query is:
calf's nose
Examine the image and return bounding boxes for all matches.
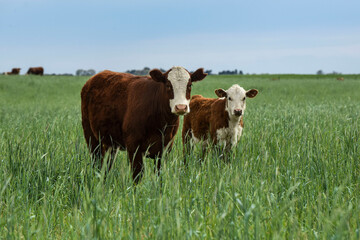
[234,109,242,116]
[175,104,188,115]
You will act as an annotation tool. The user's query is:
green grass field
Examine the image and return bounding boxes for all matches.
[0,73,359,239]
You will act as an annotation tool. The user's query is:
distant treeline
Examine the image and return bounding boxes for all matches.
[51,69,347,76]
[31,69,95,76]
[3,67,346,76]
[124,67,242,75]
[76,69,96,76]
[47,73,74,76]
[218,69,243,75]
[316,70,342,75]
[55,69,347,76]
[126,67,154,76]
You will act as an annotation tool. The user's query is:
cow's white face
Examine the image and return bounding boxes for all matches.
[149,66,207,116]
[215,84,258,120]
[167,67,191,115]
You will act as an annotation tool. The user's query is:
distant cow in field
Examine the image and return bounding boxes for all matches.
[81,66,207,182]
[182,84,258,161]
[336,77,344,81]
[5,68,21,75]
[26,67,44,75]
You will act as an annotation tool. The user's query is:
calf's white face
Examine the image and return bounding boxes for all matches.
[215,84,258,120]
[149,66,207,116]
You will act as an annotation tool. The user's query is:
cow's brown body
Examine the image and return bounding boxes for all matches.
[81,68,206,182]
[5,68,21,75]
[27,67,44,75]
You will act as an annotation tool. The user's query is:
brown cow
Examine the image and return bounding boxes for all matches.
[81,66,207,182]
[182,84,258,161]
[26,67,44,75]
[5,68,21,75]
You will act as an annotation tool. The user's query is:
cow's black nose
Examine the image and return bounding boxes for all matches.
[234,109,242,116]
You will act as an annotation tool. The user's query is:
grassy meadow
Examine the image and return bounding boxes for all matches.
[0,73,359,239]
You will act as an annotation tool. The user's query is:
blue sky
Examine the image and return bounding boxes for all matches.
[1,0,360,74]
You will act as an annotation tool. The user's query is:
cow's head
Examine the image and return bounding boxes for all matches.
[150,66,207,115]
[215,84,258,119]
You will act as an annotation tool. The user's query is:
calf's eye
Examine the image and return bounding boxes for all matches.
[243,97,246,101]
[228,97,232,101]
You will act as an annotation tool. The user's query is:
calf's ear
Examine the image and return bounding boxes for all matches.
[191,68,207,82]
[150,69,166,83]
[215,89,227,98]
[246,89,258,98]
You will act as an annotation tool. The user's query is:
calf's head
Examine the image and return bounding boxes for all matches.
[150,66,207,115]
[215,84,258,119]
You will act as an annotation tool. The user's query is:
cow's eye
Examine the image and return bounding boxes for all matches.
[228,97,232,101]
[243,97,246,101]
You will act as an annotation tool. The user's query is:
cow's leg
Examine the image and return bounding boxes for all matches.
[200,141,208,162]
[153,155,162,176]
[101,145,117,173]
[81,113,101,167]
[155,156,163,191]
[147,148,162,176]
[91,140,102,169]
[107,147,117,172]
[82,125,100,155]
[128,148,144,184]
[182,129,192,166]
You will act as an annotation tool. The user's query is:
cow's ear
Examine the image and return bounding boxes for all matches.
[246,89,258,98]
[191,68,207,82]
[215,89,227,98]
[150,69,166,83]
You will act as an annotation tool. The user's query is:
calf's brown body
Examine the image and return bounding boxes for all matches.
[182,95,243,145]
[182,85,258,162]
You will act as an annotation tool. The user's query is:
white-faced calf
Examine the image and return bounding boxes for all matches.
[182,84,258,160]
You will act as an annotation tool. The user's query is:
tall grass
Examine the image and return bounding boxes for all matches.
[0,74,359,239]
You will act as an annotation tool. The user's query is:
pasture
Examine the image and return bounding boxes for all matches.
[0,73,359,239]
